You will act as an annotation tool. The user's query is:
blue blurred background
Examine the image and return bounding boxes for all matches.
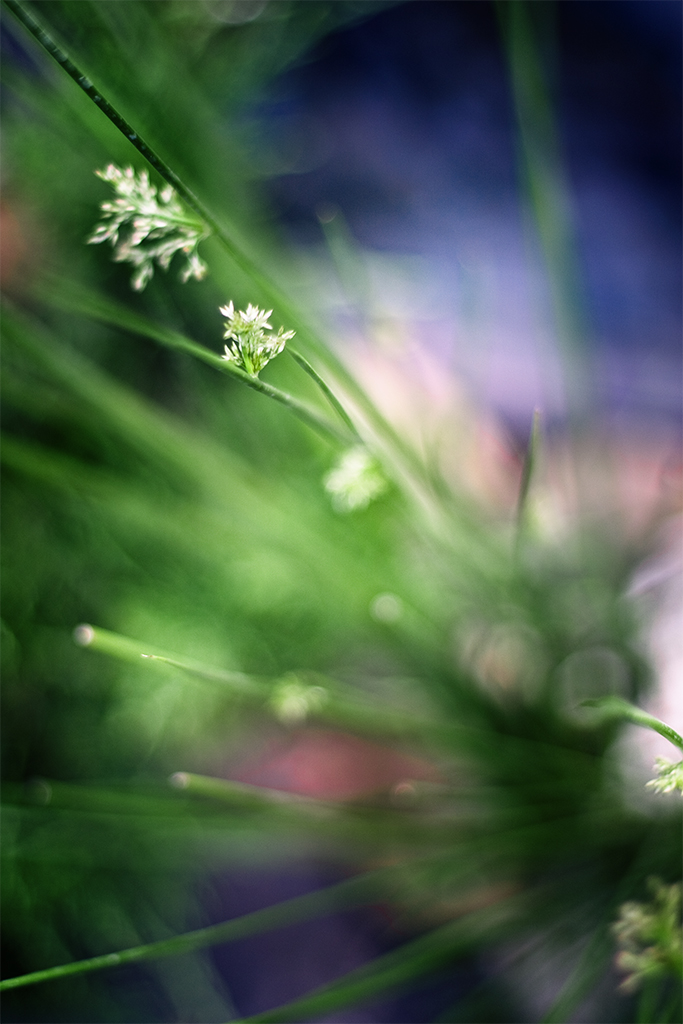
[246,0,681,434]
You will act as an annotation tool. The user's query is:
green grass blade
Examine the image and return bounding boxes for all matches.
[497,1,591,412]
[73,624,266,699]
[73,624,460,746]
[288,347,359,438]
[515,406,542,538]
[540,925,614,1024]
[233,895,521,1023]
[0,870,388,992]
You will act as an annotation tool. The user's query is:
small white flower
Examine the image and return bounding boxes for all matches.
[324,446,388,512]
[88,165,209,291]
[220,301,294,376]
[646,757,683,795]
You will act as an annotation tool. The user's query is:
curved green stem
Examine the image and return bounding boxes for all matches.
[581,697,683,752]
[288,348,360,438]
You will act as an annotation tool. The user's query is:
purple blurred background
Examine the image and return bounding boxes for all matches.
[249,0,681,436]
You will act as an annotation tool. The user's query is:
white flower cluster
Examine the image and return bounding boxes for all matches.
[646,757,683,795]
[220,301,294,376]
[612,879,682,992]
[269,679,327,726]
[324,446,388,513]
[88,165,208,291]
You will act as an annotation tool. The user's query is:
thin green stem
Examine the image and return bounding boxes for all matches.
[515,406,541,534]
[73,624,459,746]
[233,895,521,1023]
[0,871,388,992]
[169,772,342,819]
[497,1,590,408]
[581,697,683,753]
[165,773,497,852]
[73,624,266,699]
[288,347,359,438]
[218,367,347,444]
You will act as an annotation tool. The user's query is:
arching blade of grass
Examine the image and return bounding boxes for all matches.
[2,301,245,486]
[33,279,352,446]
[0,869,392,992]
[233,892,522,1023]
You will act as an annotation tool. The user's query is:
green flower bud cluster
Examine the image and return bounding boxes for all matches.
[612,879,683,992]
[646,757,683,795]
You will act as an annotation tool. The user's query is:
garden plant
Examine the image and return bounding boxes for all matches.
[1,2,681,1022]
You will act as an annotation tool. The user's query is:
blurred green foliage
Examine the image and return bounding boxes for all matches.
[1,2,680,1022]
